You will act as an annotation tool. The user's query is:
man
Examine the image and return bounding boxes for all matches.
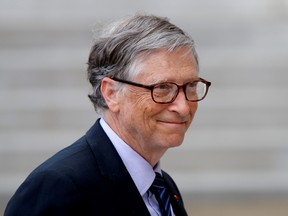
[5,14,211,216]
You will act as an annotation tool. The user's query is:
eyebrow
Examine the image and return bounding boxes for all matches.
[150,78,168,85]
[150,76,200,85]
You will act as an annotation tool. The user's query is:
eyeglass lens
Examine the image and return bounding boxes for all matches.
[152,81,207,103]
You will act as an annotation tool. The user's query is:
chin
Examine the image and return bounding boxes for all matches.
[166,136,185,148]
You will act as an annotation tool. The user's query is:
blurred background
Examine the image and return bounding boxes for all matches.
[1,0,288,215]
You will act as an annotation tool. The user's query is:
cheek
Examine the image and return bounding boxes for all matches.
[191,103,198,114]
[135,98,155,121]
[193,103,198,116]
[131,90,154,112]
[120,89,163,127]
[133,96,161,129]
[187,104,198,127]
[121,92,152,119]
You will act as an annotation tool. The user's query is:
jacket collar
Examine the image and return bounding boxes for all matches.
[85,119,150,216]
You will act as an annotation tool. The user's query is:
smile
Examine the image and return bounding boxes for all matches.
[158,120,187,127]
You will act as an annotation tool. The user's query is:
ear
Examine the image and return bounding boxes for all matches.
[101,77,121,113]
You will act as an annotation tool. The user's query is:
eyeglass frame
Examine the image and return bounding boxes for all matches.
[110,76,211,104]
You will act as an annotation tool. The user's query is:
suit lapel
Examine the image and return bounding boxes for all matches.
[163,171,188,216]
[85,120,150,216]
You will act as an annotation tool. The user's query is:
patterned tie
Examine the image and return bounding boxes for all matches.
[149,172,172,216]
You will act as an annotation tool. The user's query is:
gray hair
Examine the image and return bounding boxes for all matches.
[87,14,199,113]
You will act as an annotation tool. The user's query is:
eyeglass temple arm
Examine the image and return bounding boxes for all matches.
[111,77,154,90]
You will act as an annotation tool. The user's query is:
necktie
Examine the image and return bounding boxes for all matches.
[149,172,172,216]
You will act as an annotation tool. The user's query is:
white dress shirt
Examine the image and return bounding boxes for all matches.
[100,118,175,216]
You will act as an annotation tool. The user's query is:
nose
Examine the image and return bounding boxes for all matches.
[168,90,196,116]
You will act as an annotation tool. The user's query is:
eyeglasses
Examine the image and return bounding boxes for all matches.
[111,77,211,104]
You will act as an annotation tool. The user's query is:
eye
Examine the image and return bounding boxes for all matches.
[187,82,197,88]
[156,83,171,90]
[186,82,198,96]
[153,83,175,97]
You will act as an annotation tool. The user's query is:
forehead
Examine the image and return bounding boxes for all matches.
[135,48,198,83]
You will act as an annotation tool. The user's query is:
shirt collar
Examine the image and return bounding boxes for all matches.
[100,118,161,196]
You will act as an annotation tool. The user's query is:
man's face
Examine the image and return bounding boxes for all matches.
[115,47,198,158]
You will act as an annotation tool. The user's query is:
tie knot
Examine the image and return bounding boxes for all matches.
[150,172,165,190]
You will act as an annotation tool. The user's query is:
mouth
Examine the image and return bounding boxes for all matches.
[157,120,187,128]
[161,121,185,124]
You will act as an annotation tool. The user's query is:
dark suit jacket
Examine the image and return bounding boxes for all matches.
[5,119,188,216]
